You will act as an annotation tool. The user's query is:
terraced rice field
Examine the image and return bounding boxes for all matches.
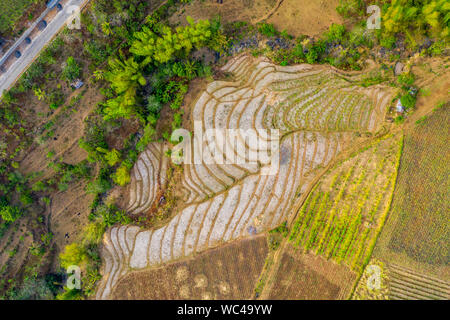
[97,54,394,299]
[289,135,402,272]
[387,263,450,300]
[127,142,169,215]
[110,236,268,299]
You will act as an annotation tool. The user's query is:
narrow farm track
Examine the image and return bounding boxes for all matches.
[96,54,394,299]
[252,0,285,24]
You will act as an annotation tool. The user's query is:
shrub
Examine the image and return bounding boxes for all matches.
[59,243,88,269]
[56,288,84,300]
[427,40,447,56]
[400,93,416,110]
[326,24,346,43]
[86,177,111,194]
[336,0,364,18]
[380,35,396,49]
[8,277,54,300]
[62,57,81,82]
[93,204,131,227]
[293,42,305,59]
[32,181,47,192]
[136,124,156,153]
[82,222,106,246]
[0,200,23,223]
[258,23,277,37]
[306,41,326,64]
[104,148,121,167]
[394,115,405,124]
[397,73,415,87]
[146,95,162,115]
[112,164,131,186]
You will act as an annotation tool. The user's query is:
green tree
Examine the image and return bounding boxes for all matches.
[130,17,216,65]
[112,164,131,186]
[105,57,146,96]
[62,56,81,82]
[103,57,146,120]
[146,95,162,114]
[0,200,23,223]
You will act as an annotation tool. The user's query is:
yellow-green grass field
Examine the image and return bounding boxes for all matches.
[289,134,403,273]
[374,103,450,280]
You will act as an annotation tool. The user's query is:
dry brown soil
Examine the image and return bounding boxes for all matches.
[111,235,268,299]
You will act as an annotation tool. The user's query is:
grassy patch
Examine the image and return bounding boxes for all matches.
[0,0,35,34]
[387,104,449,265]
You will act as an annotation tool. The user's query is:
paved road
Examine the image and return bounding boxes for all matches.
[0,0,89,98]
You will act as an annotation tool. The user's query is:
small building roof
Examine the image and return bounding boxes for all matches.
[247,225,257,235]
[396,99,404,113]
[71,79,84,89]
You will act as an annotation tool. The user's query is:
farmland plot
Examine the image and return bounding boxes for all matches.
[354,259,450,300]
[373,104,450,282]
[386,263,449,300]
[289,134,403,272]
[97,54,394,299]
[266,244,355,300]
[126,142,169,215]
[110,236,268,300]
[385,105,449,266]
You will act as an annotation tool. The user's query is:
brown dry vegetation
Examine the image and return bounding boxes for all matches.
[168,0,279,26]
[264,244,355,299]
[0,53,104,296]
[403,56,450,127]
[266,0,343,37]
[19,85,103,176]
[111,235,268,299]
[169,0,343,38]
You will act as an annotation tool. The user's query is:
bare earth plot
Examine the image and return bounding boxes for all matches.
[372,104,450,300]
[168,0,280,26]
[111,235,268,299]
[265,244,355,300]
[266,0,343,37]
[169,0,343,37]
[96,54,394,299]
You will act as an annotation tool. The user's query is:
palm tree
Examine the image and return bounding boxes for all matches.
[130,26,158,66]
[93,69,105,81]
[105,57,146,95]
[34,88,46,101]
[101,22,112,36]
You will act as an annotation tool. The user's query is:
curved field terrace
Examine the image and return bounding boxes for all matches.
[96,54,394,299]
